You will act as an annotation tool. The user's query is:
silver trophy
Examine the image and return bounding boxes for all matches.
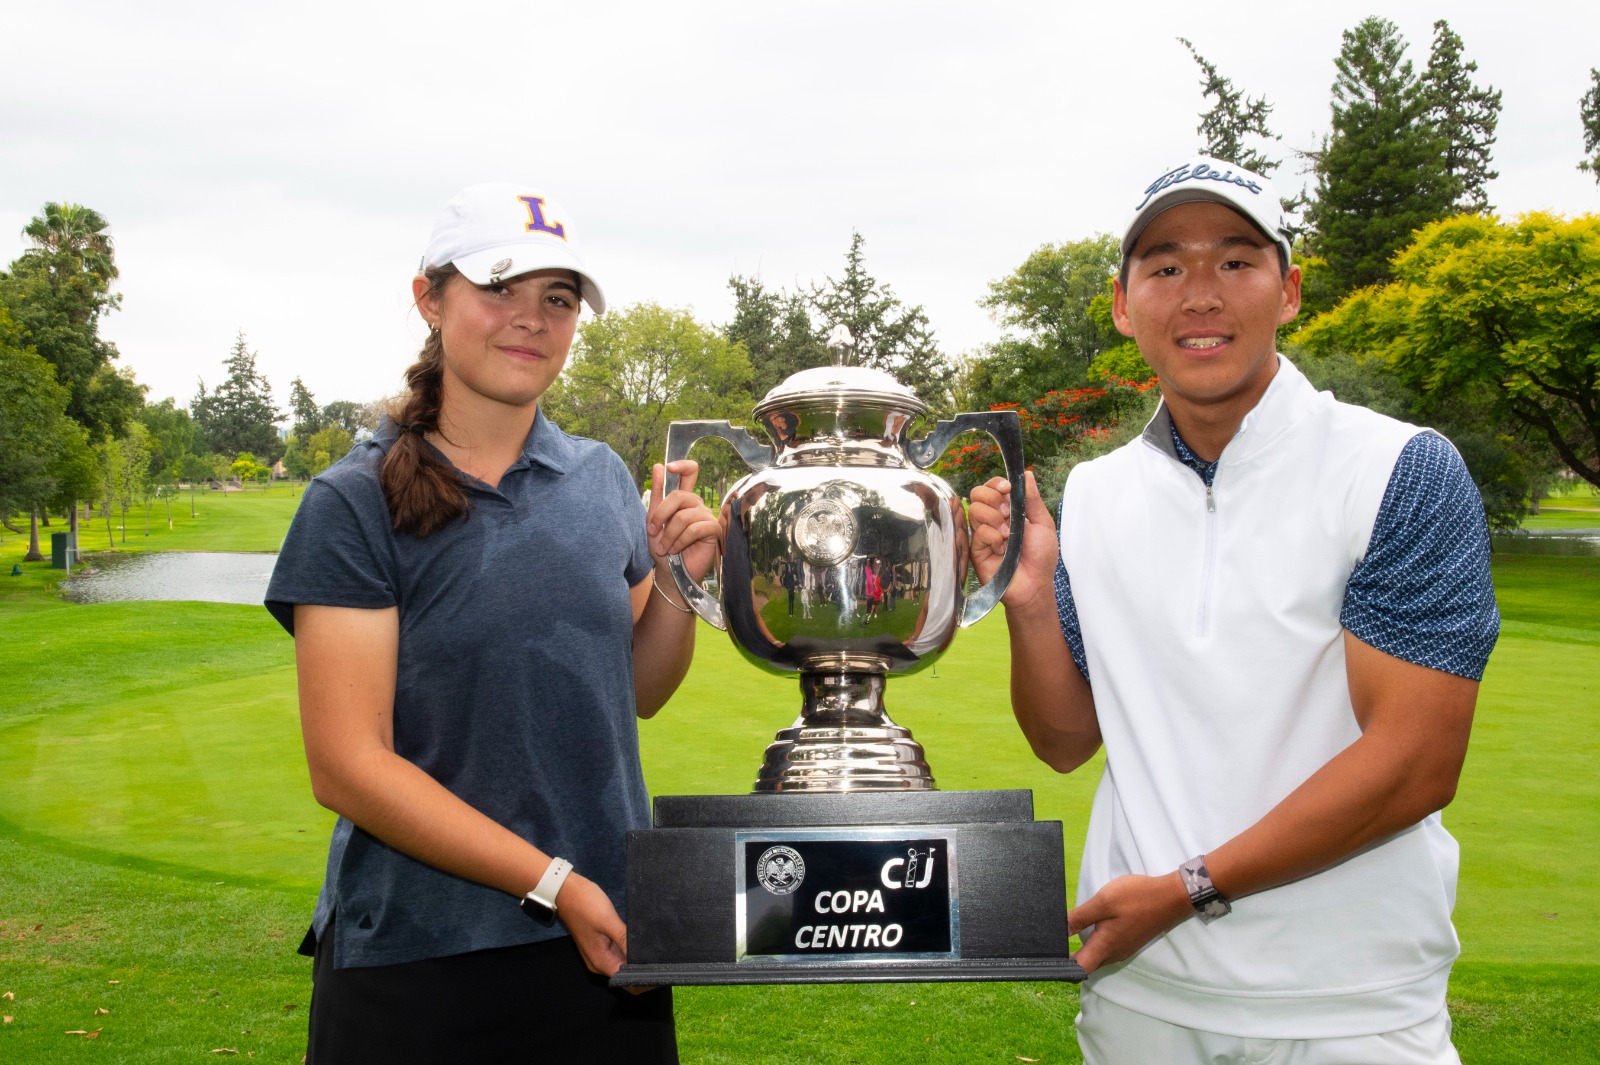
[664,327,1026,792]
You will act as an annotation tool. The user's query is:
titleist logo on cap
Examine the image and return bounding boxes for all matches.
[1137,162,1264,210]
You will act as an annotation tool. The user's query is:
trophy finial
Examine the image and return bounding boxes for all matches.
[826,324,856,367]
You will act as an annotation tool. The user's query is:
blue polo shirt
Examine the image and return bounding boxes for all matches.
[266,412,653,968]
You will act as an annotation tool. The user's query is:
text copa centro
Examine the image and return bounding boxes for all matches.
[736,831,959,962]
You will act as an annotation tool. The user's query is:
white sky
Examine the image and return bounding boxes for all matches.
[4,1,1597,413]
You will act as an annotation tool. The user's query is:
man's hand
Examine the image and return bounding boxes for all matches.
[968,470,1058,612]
[1068,872,1193,974]
[971,469,1101,772]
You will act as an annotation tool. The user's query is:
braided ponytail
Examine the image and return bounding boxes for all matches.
[381,265,470,537]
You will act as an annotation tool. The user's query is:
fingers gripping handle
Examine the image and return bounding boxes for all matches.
[662,420,776,493]
[663,421,775,631]
[907,410,1027,627]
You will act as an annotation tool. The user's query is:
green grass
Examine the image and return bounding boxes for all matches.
[0,601,325,891]
[1,524,1597,1061]
[2,483,303,561]
[1525,483,1600,530]
[1519,509,1600,530]
[1486,554,1600,637]
[1540,482,1600,505]
[1,837,313,1062]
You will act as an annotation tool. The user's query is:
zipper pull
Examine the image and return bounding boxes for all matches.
[1206,485,1216,513]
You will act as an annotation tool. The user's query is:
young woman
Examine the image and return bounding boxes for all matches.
[265,183,717,1062]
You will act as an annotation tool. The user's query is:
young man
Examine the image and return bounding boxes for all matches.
[969,157,1498,1063]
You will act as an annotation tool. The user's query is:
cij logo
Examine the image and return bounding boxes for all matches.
[756,845,806,895]
[881,846,936,889]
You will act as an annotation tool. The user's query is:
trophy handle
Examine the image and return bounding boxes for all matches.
[906,410,1026,627]
[662,420,776,631]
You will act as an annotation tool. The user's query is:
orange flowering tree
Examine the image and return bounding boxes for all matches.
[935,374,1159,489]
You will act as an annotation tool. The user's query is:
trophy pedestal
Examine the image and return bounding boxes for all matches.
[612,790,1084,986]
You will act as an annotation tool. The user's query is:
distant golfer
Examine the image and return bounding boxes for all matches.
[265,183,718,1062]
[969,157,1499,1062]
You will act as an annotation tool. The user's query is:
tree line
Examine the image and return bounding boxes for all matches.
[4,15,1597,547]
[961,18,1599,524]
[542,230,955,494]
[0,206,372,558]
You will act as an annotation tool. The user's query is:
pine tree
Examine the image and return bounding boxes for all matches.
[191,332,284,460]
[1421,20,1501,215]
[724,275,827,398]
[1580,68,1600,184]
[288,377,323,439]
[1306,17,1454,301]
[1178,38,1282,175]
[809,233,952,408]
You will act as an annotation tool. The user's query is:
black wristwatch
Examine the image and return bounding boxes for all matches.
[1178,855,1231,924]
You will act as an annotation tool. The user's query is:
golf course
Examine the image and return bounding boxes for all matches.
[1,484,1597,1063]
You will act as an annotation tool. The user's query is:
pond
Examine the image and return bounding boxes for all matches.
[50,528,1600,606]
[61,551,278,605]
[1490,528,1600,558]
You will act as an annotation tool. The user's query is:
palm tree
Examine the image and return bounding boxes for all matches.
[21,201,119,296]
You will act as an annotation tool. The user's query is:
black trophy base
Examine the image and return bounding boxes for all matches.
[613,790,1085,986]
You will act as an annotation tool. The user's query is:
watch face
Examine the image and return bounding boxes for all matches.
[520,894,557,925]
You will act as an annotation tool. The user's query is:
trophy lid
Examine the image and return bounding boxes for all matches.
[752,325,928,419]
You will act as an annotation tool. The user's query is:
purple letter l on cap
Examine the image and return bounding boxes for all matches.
[518,196,567,240]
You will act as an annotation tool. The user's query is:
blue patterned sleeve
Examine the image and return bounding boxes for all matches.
[1341,433,1500,680]
[1054,555,1091,686]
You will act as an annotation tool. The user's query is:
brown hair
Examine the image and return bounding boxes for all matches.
[380,264,469,537]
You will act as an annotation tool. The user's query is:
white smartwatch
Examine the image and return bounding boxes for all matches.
[519,857,573,923]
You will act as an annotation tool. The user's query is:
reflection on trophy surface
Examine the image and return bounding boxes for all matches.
[620,332,1073,988]
[665,325,1025,793]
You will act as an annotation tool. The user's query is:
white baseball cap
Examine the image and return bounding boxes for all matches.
[1120,157,1292,265]
[419,183,606,314]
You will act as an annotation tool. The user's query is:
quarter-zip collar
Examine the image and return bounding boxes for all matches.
[1139,353,1317,479]
[1134,355,1318,639]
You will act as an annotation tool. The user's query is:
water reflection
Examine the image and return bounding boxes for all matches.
[62,551,277,605]
[50,528,1596,608]
[1490,529,1600,557]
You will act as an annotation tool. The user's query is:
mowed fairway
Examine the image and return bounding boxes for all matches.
[63,483,304,556]
[1,489,1597,1062]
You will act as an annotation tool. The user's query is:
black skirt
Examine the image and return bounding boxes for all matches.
[303,919,677,1064]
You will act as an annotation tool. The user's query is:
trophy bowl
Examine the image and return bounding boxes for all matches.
[665,333,1025,793]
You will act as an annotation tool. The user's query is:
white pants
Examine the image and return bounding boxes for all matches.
[1076,993,1461,1065]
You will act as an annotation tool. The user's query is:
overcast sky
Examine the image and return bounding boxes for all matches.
[4,1,1597,415]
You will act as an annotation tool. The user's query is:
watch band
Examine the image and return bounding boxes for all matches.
[519,857,573,923]
[1177,855,1231,924]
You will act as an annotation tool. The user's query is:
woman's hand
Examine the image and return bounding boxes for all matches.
[554,871,630,978]
[631,459,720,715]
[647,459,721,582]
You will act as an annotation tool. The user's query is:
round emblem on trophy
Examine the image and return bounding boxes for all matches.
[755,845,806,895]
[793,499,857,567]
